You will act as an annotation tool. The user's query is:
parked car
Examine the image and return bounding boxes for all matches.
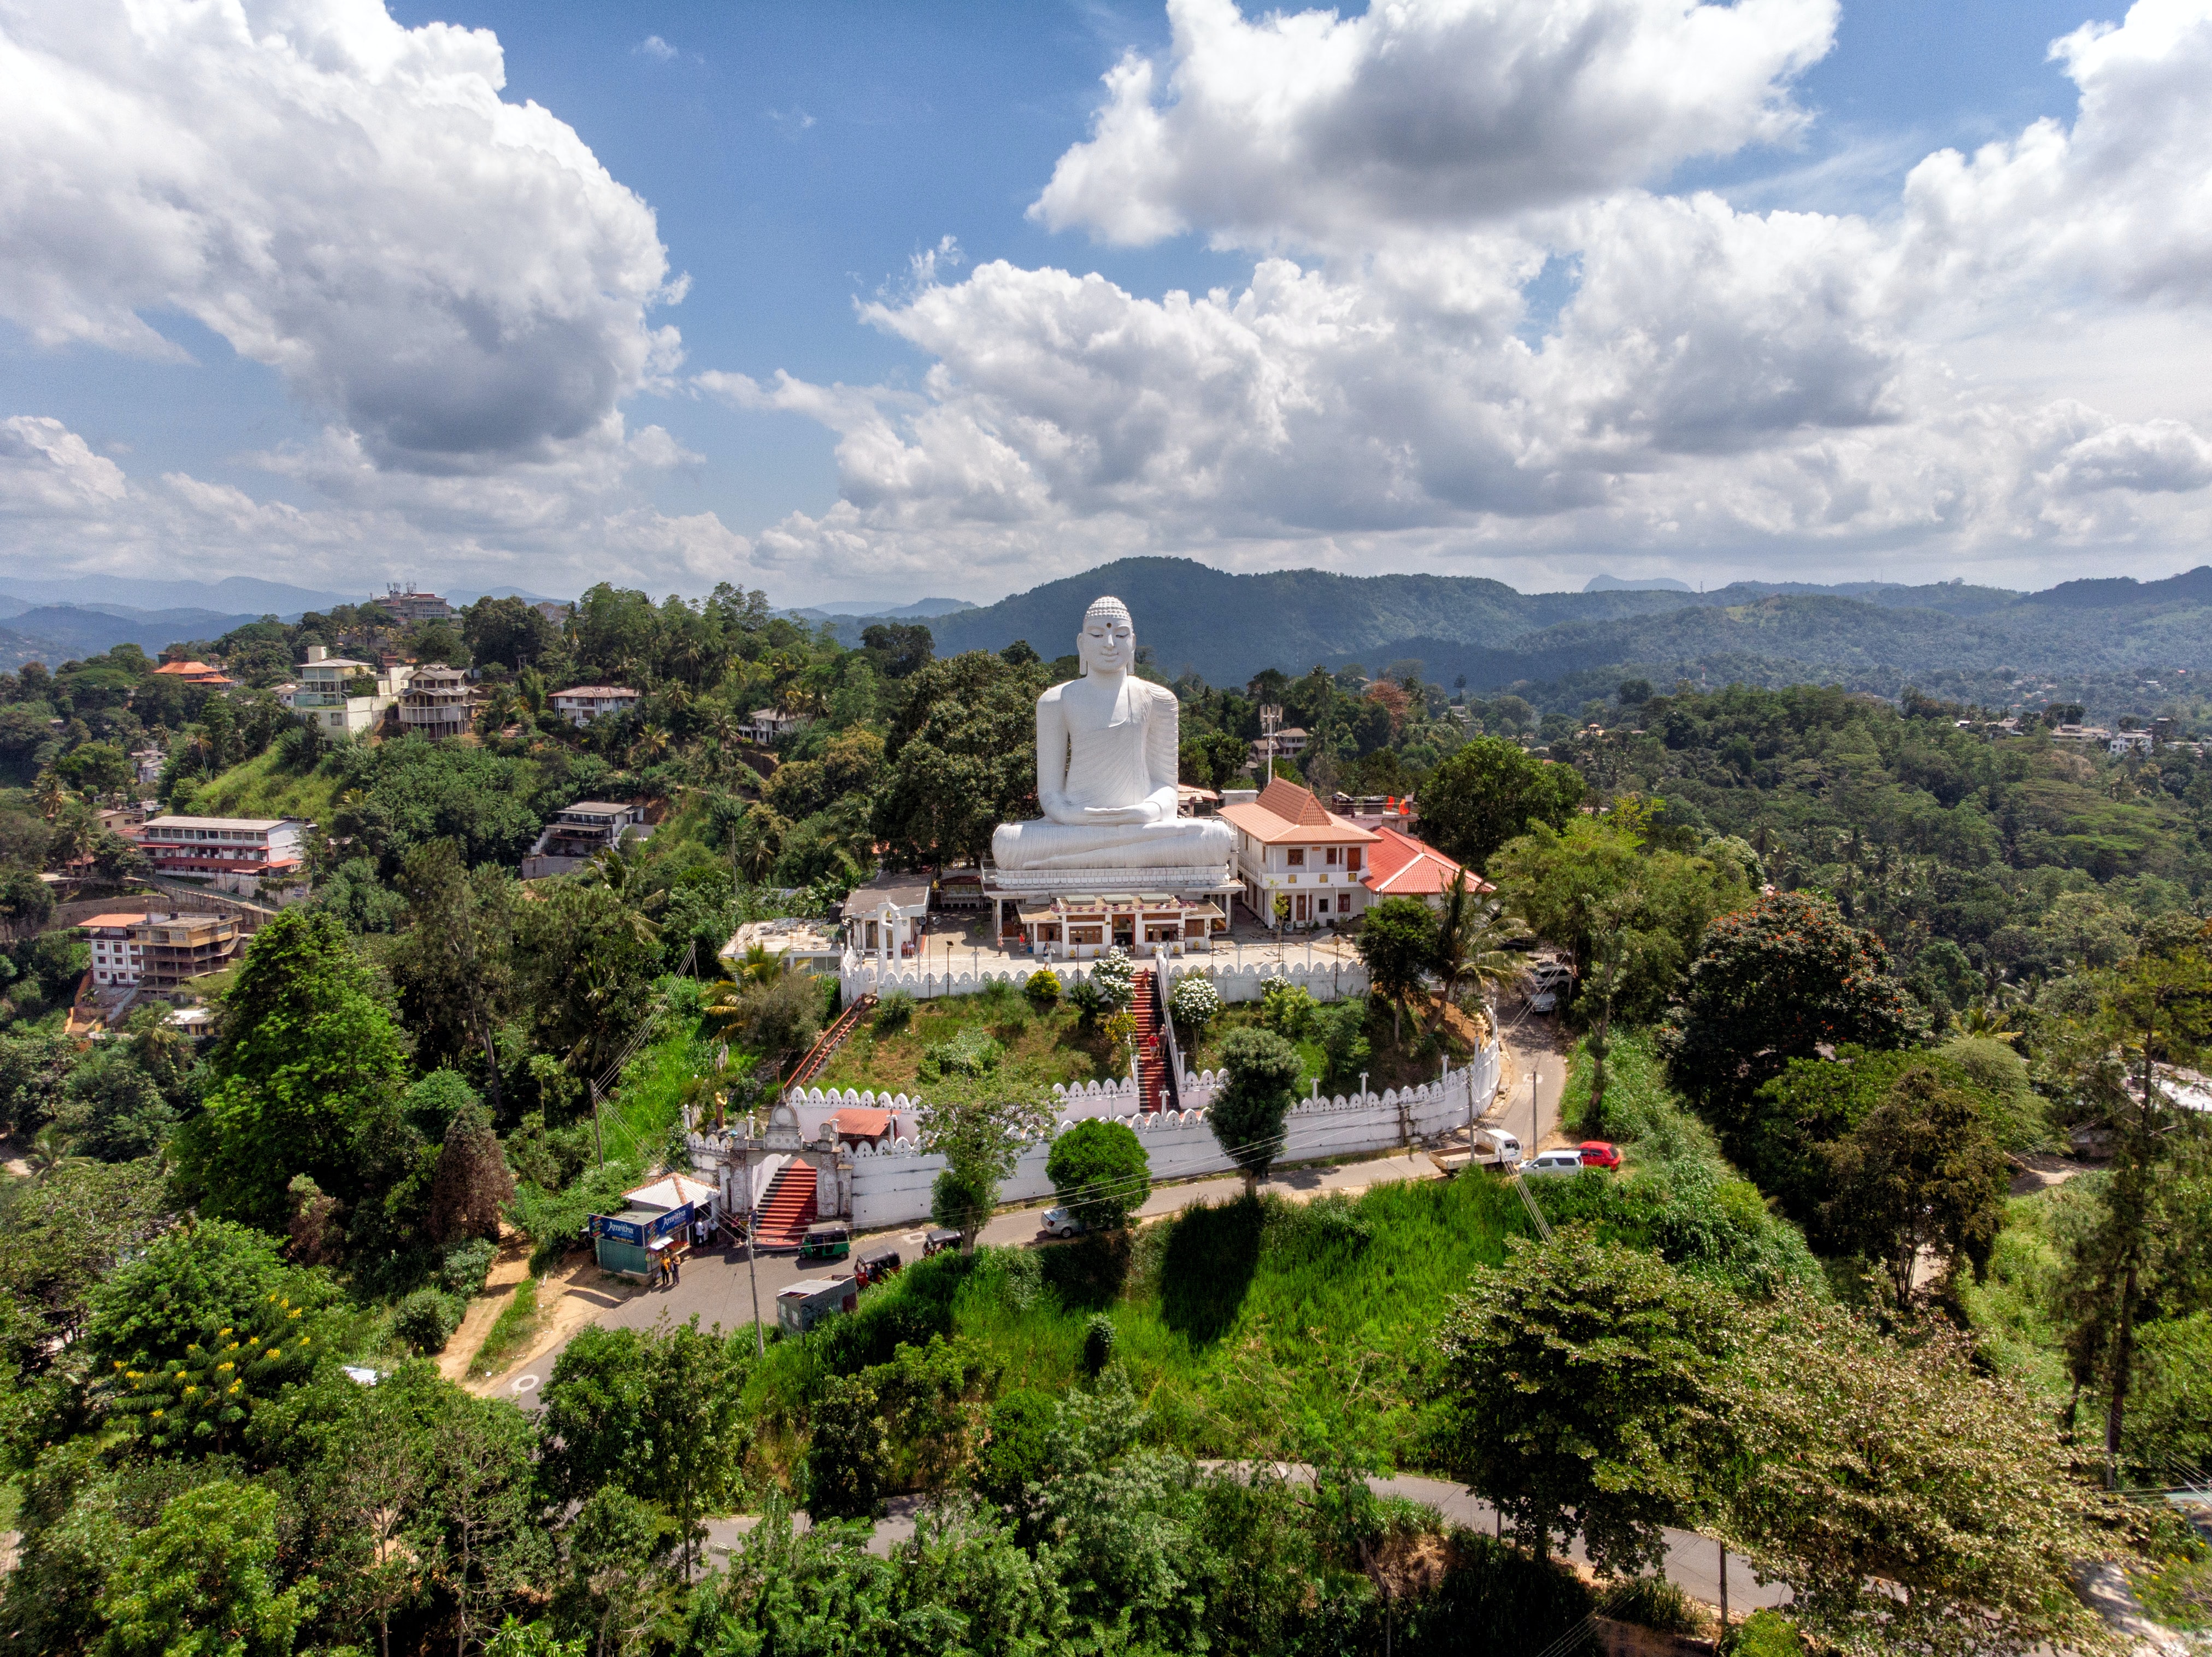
[1578,1141,1622,1170]
[1520,1148,1589,1177]
[921,1227,961,1258]
[1039,1206,1090,1238]
[798,1222,851,1263]
[775,1277,857,1336]
[1526,960,1573,1013]
[856,1248,903,1286]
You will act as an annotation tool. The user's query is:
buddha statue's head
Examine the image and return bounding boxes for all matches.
[1076,596,1135,677]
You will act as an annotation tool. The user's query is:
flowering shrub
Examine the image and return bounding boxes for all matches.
[1169,972,1222,1030]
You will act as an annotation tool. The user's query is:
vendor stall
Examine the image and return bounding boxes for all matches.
[589,1173,718,1280]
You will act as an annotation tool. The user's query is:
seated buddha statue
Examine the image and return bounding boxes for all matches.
[990,596,1236,873]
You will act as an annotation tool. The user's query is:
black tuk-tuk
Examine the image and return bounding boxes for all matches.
[856,1248,903,1286]
[921,1227,960,1258]
[798,1222,851,1263]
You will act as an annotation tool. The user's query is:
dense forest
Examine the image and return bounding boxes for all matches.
[0,578,2207,1654]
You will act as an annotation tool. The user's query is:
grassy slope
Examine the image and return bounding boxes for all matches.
[177,747,347,824]
[811,993,1125,1096]
[743,1174,1532,1478]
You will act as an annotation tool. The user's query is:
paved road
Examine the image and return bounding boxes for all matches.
[699,1470,1789,1619]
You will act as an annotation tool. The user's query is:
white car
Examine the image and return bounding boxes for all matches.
[1040,1206,1089,1238]
[1520,1148,1589,1177]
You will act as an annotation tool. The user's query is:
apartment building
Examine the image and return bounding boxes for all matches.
[137,815,310,884]
[79,910,239,989]
[399,665,475,739]
[1217,778,1380,929]
[377,584,455,623]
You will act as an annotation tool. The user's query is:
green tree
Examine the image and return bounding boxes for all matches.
[1431,1230,1740,1574]
[425,1389,543,1657]
[919,1090,1055,1250]
[1661,891,1918,1131]
[427,1101,515,1246]
[1429,869,1528,1024]
[1417,737,1586,870]
[1355,896,1433,1042]
[85,1220,295,1376]
[515,881,663,1086]
[1723,1296,2113,1656]
[462,596,553,672]
[1045,1119,1151,1231]
[551,1486,674,1657]
[173,909,411,1231]
[317,1378,430,1657]
[807,1371,890,1520]
[2052,941,2212,1480]
[98,1480,315,1657]
[1209,1029,1300,1195]
[53,1047,177,1162]
[872,650,1051,868]
[390,840,516,1109]
[1821,1067,2010,1305]
[1,1158,169,1360]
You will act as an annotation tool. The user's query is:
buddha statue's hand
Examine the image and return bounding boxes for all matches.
[1080,804,1156,826]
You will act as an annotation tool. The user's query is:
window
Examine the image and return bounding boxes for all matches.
[1286,847,1305,866]
[1326,847,1340,865]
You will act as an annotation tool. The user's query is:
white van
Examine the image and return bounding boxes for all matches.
[1520,1148,1588,1177]
[1472,1127,1522,1166]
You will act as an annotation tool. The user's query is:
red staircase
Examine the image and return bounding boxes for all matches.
[751,1162,819,1250]
[1132,974,1167,1112]
[786,992,877,1091]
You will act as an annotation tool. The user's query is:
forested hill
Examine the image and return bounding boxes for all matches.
[861,556,2212,713]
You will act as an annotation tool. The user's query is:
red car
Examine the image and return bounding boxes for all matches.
[1577,1141,1622,1170]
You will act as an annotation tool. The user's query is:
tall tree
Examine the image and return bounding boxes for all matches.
[1821,1066,2010,1305]
[391,841,516,1109]
[1209,1029,1301,1195]
[174,908,411,1231]
[1434,1231,1741,1573]
[919,1089,1055,1251]
[872,651,1051,867]
[1416,737,1586,871]
[1355,897,1434,1042]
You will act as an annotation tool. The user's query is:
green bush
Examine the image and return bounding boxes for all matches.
[974,1386,1057,1508]
[807,1371,887,1519]
[392,1288,467,1354]
[1045,1117,1151,1230]
[1023,969,1062,1010]
[1258,978,1317,1041]
[439,1237,498,1298]
[872,991,915,1035]
[923,1027,1003,1079]
[1723,1609,1806,1656]
[1082,1314,1116,1376]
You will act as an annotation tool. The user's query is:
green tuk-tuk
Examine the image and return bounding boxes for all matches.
[798,1222,850,1263]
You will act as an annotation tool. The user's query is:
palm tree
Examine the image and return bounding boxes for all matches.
[1956,1001,2023,1045]
[725,942,783,990]
[584,839,665,947]
[1429,869,1529,1032]
[28,1124,81,1182]
[33,768,67,822]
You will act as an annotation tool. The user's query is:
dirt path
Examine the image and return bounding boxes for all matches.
[2010,1151,2097,1198]
[438,1232,536,1384]
[465,1250,638,1398]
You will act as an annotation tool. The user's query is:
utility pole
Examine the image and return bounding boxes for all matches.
[742,1135,763,1357]
[590,1080,604,1167]
[1719,1543,1729,1636]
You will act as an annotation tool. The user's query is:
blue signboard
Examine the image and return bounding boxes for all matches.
[590,1202,697,1246]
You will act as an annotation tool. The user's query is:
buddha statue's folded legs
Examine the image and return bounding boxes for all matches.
[992,815,1234,872]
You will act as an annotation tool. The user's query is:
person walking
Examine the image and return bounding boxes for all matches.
[670,1246,683,1286]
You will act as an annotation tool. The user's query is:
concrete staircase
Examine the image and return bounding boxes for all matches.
[751,1161,819,1250]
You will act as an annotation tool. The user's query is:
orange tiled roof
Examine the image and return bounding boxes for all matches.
[1360,825,1489,898]
[1219,779,1378,845]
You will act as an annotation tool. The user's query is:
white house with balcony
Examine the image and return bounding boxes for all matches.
[550,685,641,726]
[737,707,809,744]
[399,665,475,739]
[1218,779,1380,929]
[291,645,410,735]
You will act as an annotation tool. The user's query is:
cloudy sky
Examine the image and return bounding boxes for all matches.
[7,0,2212,607]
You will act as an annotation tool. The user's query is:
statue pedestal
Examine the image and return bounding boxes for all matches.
[982,855,1241,961]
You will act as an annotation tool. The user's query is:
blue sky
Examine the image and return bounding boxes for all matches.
[6,0,2212,605]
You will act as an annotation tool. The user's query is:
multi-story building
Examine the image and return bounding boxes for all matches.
[550,685,640,726]
[152,659,238,689]
[1218,779,1380,929]
[398,665,475,739]
[737,706,808,744]
[520,801,651,877]
[81,912,150,986]
[1358,824,1487,912]
[137,815,310,885]
[376,584,455,623]
[291,645,411,735]
[79,910,239,989]
[133,913,241,988]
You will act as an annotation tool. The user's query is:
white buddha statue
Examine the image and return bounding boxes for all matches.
[991,596,1236,873]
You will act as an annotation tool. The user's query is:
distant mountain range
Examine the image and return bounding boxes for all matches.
[861,557,2212,714]
[791,597,975,621]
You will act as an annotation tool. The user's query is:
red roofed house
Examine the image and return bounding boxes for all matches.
[1361,824,1490,910]
[1217,778,1379,929]
[153,660,237,689]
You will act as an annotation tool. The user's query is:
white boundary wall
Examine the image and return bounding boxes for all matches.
[795,1038,1499,1230]
[840,955,1368,1006]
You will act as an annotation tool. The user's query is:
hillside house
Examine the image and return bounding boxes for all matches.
[398,665,475,739]
[137,816,309,891]
[1219,779,1379,929]
[737,707,809,744]
[1360,825,1488,911]
[549,685,640,726]
[292,645,410,735]
[83,911,240,990]
[520,800,650,878]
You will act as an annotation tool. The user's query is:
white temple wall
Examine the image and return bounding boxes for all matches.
[839,954,1369,1006]
[797,1045,1498,1230]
